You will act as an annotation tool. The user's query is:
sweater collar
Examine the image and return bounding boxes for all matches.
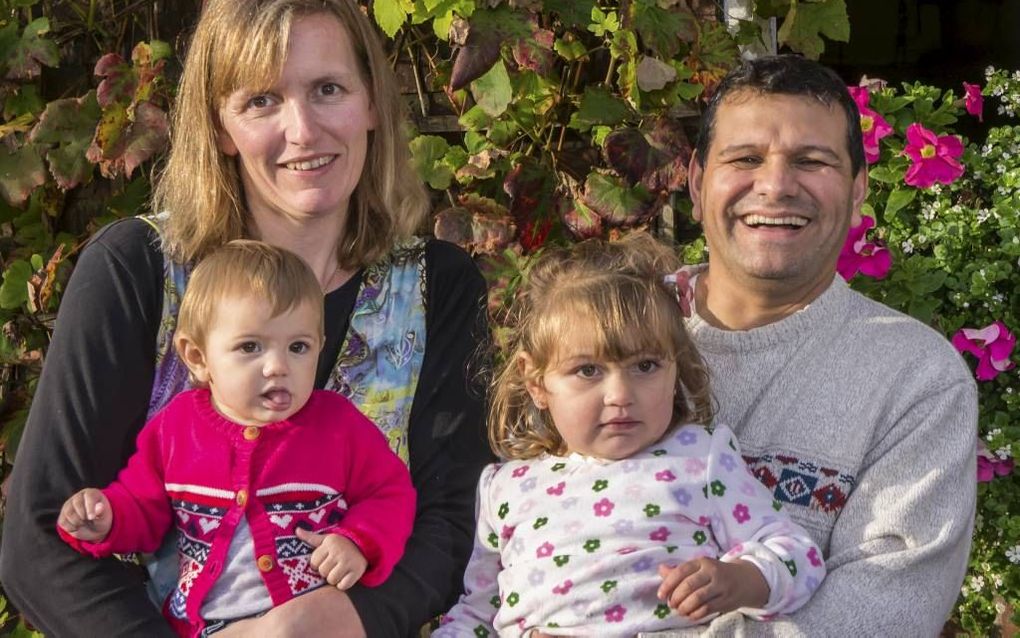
[685,266,852,352]
[191,388,301,438]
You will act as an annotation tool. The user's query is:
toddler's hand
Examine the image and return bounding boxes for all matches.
[295,527,367,590]
[58,488,112,542]
[657,558,769,621]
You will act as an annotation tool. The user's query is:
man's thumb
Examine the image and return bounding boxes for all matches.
[295,526,324,547]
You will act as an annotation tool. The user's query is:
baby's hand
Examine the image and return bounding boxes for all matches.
[657,558,769,621]
[58,488,112,542]
[294,528,367,590]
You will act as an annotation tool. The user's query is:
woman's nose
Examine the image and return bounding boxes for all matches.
[282,100,318,146]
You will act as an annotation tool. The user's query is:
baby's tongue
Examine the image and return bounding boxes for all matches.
[262,389,291,411]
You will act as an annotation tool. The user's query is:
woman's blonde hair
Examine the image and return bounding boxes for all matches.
[175,240,324,351]
[489,232,714,461]
[153,0,428,267]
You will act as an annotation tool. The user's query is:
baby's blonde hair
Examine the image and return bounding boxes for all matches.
[175,240,324,353]
[489,232,714,461]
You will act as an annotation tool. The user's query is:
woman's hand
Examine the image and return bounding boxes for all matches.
[214,586,367,638]
[58,488,112,542]
[656,558,769,620]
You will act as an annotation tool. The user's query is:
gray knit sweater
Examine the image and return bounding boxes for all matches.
[646,273,977,637]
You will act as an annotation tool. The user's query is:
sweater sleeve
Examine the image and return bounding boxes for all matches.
[346,240,494,637]
[0,218,176,637]
[432,464,501,637]
[703,425,826,618]
[699,379,978,637]
[331,401,417,587]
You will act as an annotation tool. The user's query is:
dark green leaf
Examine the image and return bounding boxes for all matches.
[4,17,59,80]
[30,91,102,189]
[3,84,43,119]
[883,187,916,220]
[569,86,631,131]
[543,0,596,28]
[0,143,46,206]
[631,2,695,57]
[0,260,32,309]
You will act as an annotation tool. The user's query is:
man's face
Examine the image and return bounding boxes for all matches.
[689,92,867,300]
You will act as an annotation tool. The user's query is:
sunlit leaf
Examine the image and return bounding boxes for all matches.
[579,172,657,227]
[0,143,46,206]
[776,0,849,60]
[374,0,409,38]
[4,17,58,80]
[471,60,512,117]
[86,101,169,179]
[410,134,454,190]
[30,91,102,190]
[0,260,32,309]
[569,86,631,131]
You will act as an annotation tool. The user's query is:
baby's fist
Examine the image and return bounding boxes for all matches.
[295,528,367,590]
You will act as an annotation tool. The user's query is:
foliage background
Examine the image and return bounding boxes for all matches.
[0,0,1015,635]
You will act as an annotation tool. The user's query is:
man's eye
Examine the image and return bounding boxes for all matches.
[733,156,762,166]
[290,341,310,354]
[239,342,260,353]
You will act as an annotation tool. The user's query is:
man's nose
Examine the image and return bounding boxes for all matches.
[754,157,799,200]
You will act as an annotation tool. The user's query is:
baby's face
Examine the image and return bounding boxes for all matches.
[197,295,321,426]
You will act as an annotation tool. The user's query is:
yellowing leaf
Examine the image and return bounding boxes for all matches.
[374,0,408,38]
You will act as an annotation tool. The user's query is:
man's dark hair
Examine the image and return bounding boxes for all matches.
[694,54,865,176]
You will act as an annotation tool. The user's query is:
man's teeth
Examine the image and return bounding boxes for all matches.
[743,215,807,228]
[285,156,333,171]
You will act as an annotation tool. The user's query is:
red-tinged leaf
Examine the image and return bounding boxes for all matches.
[433,203,516,256]
[562,198,603,240]
[434,207,474,250]
[94,53,135,107]
[455,149,501,182]
[450,29,502,91]
[471,211,517,255]
[503,159,559,227]
[0,143,46,206]
[87,101,169,179]
[458,193,510,219]
[579,172,657,227]
[511,16,555,75]
[604,117,692,193]
[30,91,102,190]
[4,17,59,80]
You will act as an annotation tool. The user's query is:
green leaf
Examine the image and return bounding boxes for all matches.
[3,84,43,119]
[868,165,902,184]
[0,260,32,309]
[776,0,849,60]
[569,86,631,131]
[410,135,454,190]
[470,59,512,118]
[4,17,59,80]
[543,0,596,28]
[631,2,695,58]
[30,91,102,190]
[553,37,587,61]
[580,172,657,227]
[86,101,169,179]
[374,0,408,38]
[0,143,46,206]
[883,187,916,220]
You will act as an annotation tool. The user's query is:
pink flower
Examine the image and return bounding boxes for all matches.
[552,579,573,595]
[593,497,615,517]
[807,546,823,567]
[837,215,892,280]
[655,469,677,482]
[649,526,670,542]
[732,503,750,524]
[536,541,555,558]
[501,525,516,540]
[963,82,983,122]
[849,86,893,164]
[977,440,1014,482]
[664,268,694,318]
[511,465,530,478]
[605,604,627,623]
[546,481,565,496]
[952,321,1016,381]
[903,123,964,188]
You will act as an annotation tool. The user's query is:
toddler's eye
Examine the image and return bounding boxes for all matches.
[238,341,260,354]
[576,364,599,378]
[290,341,311,354]
[636,359,661,373]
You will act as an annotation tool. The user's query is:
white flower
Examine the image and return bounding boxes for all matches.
[1007,545,1020,564]
[970,575,986,590]
[992,293,1005,303]
[995,446,1010,460]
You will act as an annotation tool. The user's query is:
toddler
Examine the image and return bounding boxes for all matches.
[57,240,416,637]
[436,234,825,637]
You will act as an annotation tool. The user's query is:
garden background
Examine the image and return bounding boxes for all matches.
[0,0,1017,635]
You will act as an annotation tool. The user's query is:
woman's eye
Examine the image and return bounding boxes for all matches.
[247,94,271,109]
[238,341,260,354]
[290,341,310,354]
[320,83,342,96]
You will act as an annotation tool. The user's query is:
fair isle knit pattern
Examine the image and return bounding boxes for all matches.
[436,425,824,638]
[644,270,978,637]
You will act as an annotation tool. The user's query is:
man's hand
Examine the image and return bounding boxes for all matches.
[57,488,112,542]
[657,558,769,620]
[295,528,367,590]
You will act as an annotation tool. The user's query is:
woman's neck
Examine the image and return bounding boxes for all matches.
[249,209,355,291]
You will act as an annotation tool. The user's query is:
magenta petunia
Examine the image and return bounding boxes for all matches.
[848,86,893,164]
[903,123,965,188]
[952,321,1016,381]
[963,82,984,122]
[836,215,892,281]
[977,440,1014,482]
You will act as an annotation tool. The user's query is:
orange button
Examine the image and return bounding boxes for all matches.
[236,490,248,507]
[257,555,274,572]
[243,426,261,441]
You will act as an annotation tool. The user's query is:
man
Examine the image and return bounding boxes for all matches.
[672,55,977,636]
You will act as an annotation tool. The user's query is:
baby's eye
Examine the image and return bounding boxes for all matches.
[289,341,311,354]
[575,364,600,378]
[238,341,260,354]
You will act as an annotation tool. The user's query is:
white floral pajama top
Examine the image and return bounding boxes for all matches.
[435,424,826,637]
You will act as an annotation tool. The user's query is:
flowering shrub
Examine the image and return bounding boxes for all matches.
[836,68,1020,633]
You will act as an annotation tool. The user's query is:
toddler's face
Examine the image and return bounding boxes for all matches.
[190,295,321,426]
[524,334,676,461]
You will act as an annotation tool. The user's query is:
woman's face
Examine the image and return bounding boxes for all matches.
[217,13,377,228]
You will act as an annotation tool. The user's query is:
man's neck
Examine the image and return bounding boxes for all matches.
[695,267,834,331]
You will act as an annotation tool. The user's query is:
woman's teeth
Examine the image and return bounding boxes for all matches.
[285,155,333,171]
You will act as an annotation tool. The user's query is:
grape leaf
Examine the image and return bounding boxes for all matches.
[579,172,657,227]
[374,0,408,37]
[86,101,169,179]
[0,260,32,309]
[471,60,512,117]
[30,91,102,189]
[542,0,597,28]
[777,0,849,60]
[4,84,43,119]
[3,17,58,80]
[0,143,46,206]
[409,134,454,190]
[569,86,631,131]
[631,1,696,58]
[604,117,692,193]
[636,56,677,92]
[450,28,501,91]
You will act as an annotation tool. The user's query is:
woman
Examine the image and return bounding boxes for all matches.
[0,1,490,636]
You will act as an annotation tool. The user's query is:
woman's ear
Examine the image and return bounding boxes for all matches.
[175,334,211,384]
[518,352,548,409]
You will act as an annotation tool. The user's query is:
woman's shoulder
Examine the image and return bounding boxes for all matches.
[423,238,483,282]
[85,216,163,270]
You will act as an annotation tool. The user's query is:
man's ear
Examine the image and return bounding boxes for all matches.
[688,152,704,223]
[850,165,869,227]
[518,352,548,410]
[175,334,211,384]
